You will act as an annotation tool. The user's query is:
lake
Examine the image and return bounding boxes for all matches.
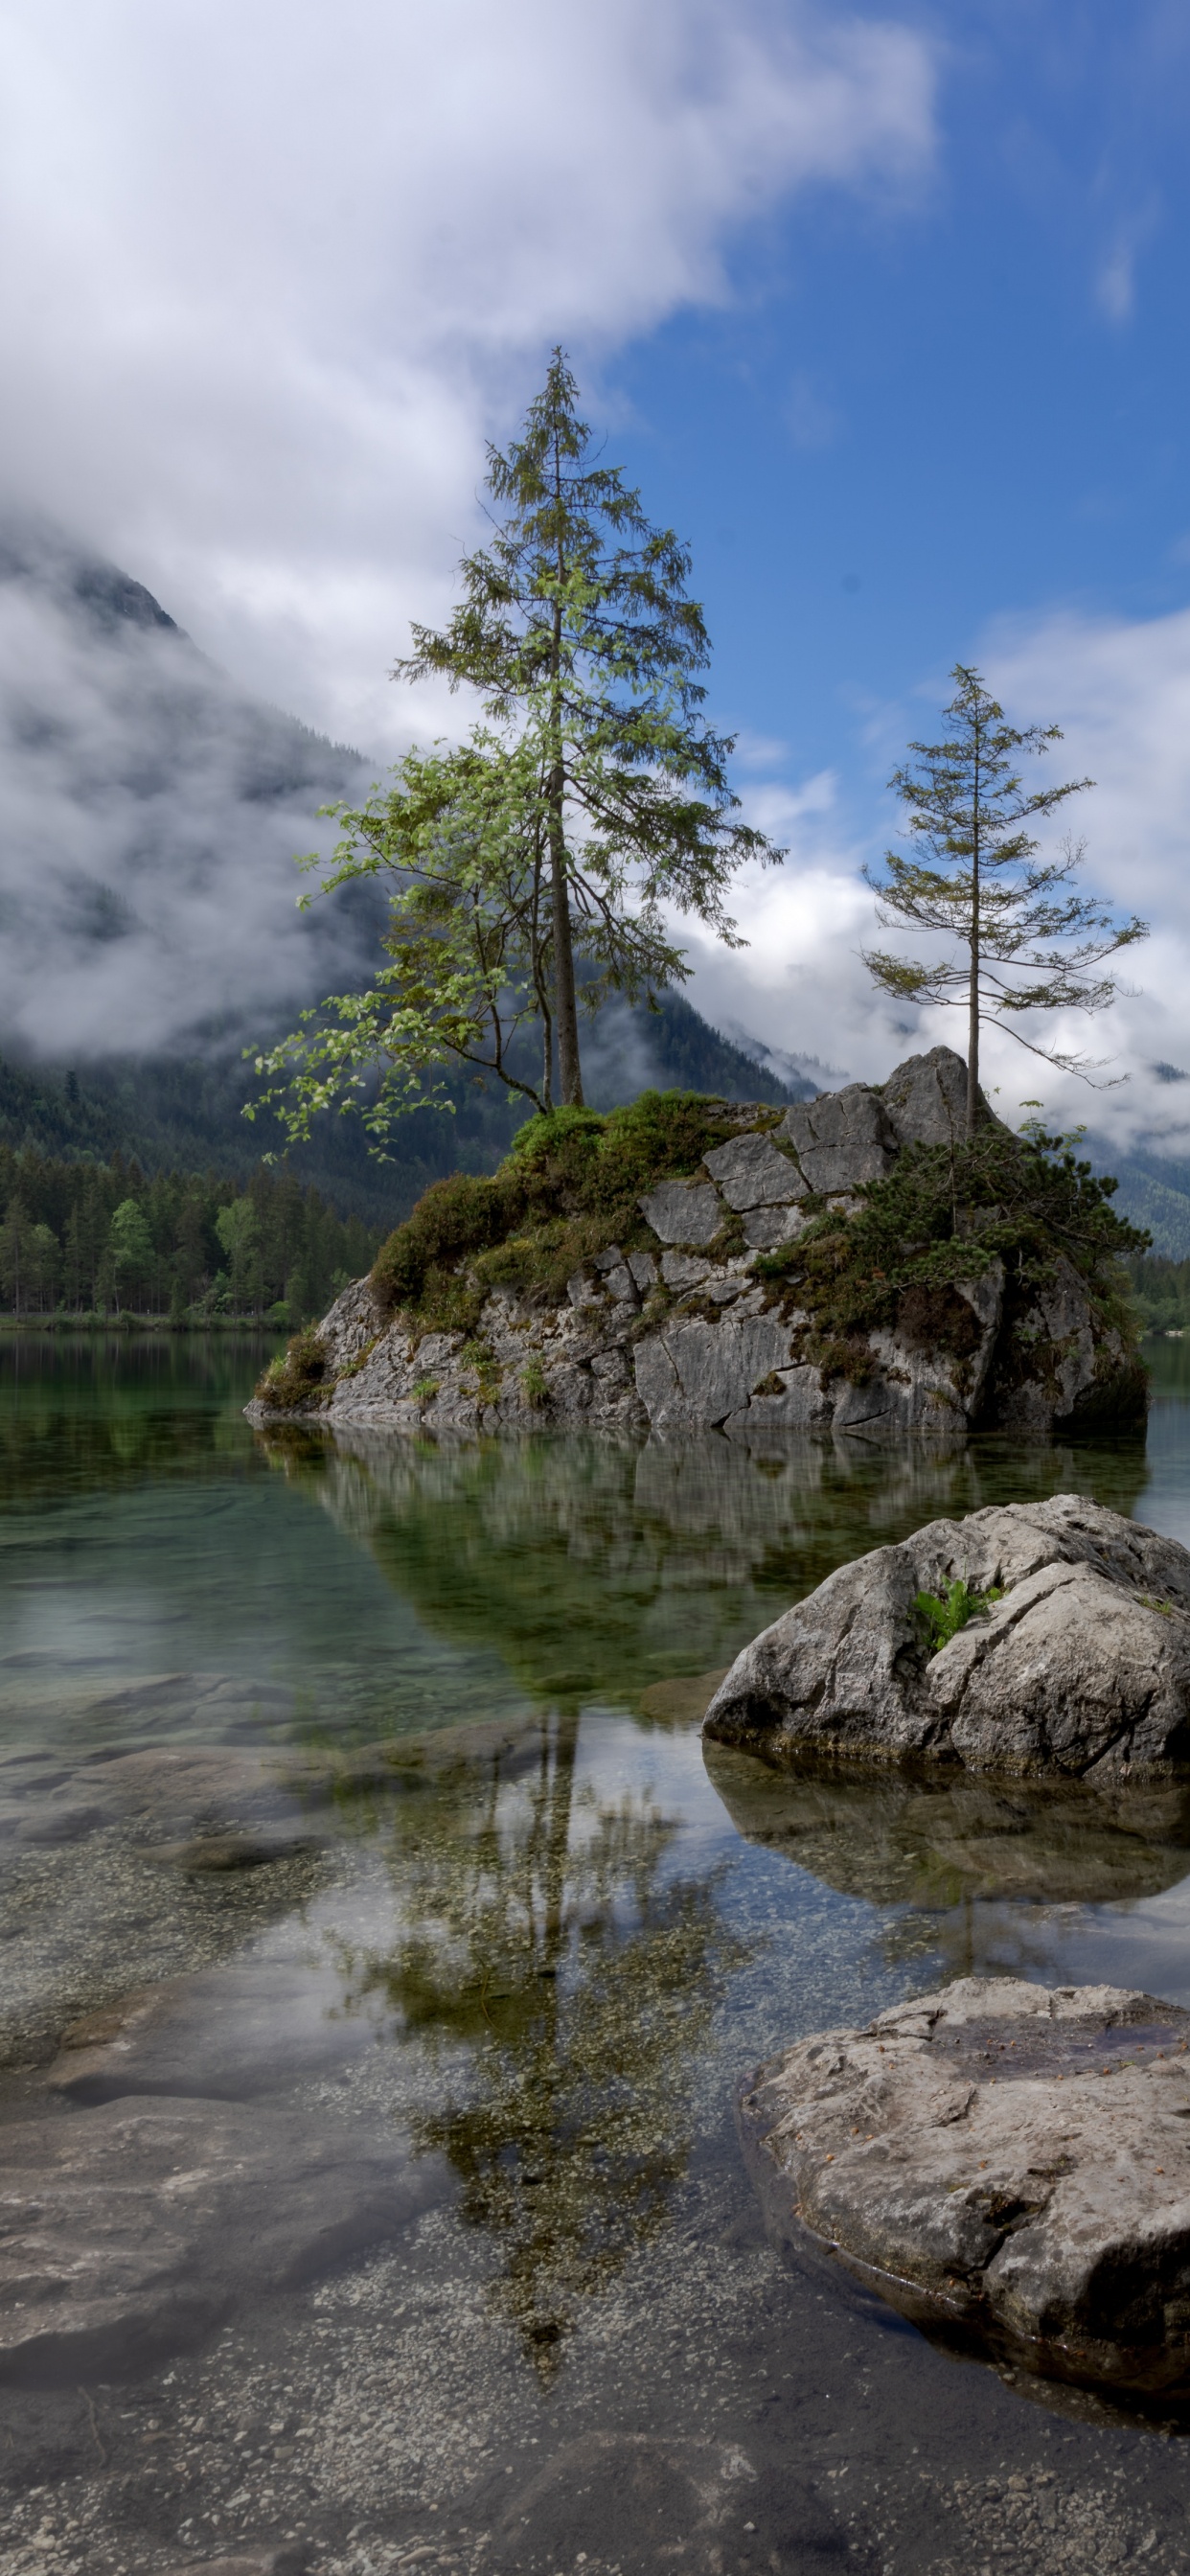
[4,1333,1190,2576]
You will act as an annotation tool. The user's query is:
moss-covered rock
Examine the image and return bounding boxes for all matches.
[245,1049,1149,1442]
[253,1327,329,1411]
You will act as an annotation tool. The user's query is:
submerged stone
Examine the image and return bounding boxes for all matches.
[739,1976,1190,2396]
[46,1957,378,2103]
[704,1739,1190,1908]
[0,2096,446,2384]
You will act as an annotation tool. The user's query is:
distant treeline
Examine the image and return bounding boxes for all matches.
[0,1146,379,1322]
[1125,1254,1190,1336]
[0,995,806,1233]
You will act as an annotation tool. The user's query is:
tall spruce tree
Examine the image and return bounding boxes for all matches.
[393,350,780,1106]
[863,664,1147,1136]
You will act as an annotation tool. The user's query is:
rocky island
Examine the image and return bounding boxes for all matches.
[248,1046,1147,1442]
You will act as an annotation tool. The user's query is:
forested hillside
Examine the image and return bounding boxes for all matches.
[0,1146,377,1323]
[0,994,813,1230]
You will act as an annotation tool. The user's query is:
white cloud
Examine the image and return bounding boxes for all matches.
[0,0,935,750]
[1095,200,1159,326]
[0,557,373,1055]
[976,603,1190,1148]
[677,767,911,1080]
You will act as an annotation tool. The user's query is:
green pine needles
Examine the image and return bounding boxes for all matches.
[250,352,783,1150]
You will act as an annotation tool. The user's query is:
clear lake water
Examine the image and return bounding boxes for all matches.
[5,1333,1190,2575]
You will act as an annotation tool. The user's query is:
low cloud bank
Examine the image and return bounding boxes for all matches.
[0,517,374,1058]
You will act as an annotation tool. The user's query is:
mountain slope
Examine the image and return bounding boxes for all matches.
[0,508,377,1063]
[0,993,813,1229]
[0,517,815,1221]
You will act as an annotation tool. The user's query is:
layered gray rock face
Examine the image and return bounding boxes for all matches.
[703,1496,1190,1779]
[739,1976,1190,2395]
[246,1046,1139,1443]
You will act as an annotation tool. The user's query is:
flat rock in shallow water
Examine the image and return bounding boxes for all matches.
[740,1977,1190,2395]
[0,2096,446,2384]
[46,1956,378,2102]
[704,1494,1190,1778]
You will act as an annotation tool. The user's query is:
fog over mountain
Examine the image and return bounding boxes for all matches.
[0,510,377,1058]
[6,512,1190,1255]
[0,518,818,1218]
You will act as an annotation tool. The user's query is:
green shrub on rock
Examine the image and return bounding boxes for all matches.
[754,1121,1149,1392]
[369,1091,745,1329]
[256,1329,329,1409]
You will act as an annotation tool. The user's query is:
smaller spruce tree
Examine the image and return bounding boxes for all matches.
[863,664,1147,1136]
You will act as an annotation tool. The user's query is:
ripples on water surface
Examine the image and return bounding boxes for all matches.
[4,1334,1190,2576]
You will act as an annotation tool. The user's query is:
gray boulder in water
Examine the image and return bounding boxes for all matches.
[739,1976,1190,2395]
[703,1496,1190,1779]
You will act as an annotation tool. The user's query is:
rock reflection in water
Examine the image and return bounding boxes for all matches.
[704,1737,1190,1911]
[331,1714,746,2373]
[259,1421,1150,1716]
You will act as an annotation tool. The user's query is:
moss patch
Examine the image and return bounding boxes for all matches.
[370,1091,747,1333]
[256,1328,329,1409]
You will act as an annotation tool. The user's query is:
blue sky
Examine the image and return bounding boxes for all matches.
[610,0,1190,790]
[3,0,1190,1134]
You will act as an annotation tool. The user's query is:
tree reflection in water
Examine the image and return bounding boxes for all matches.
[332,1712,746,2374]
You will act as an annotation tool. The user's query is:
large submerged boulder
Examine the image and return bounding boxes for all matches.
[247,1046,1146,1442]
[0,2095,446,2384]
[703,1738,1190,1908]
[740,1977,1190,2396]
[703,1496,1190,1779]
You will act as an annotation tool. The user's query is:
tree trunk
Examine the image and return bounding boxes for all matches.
[540,1011,554,1113]
[966,937,979,1140]
[548,560,583,1106]
[549,793,584,1107]
[966,746,981,1140]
